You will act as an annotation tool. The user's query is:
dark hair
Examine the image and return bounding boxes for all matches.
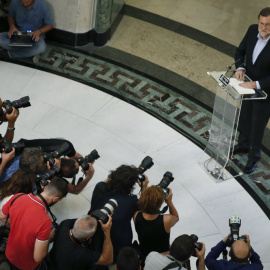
[60,158,79,178]
[117,247,140,270]
[106,165,138,195]
[138,185,165,213]
[258,7,270,18]
[44,176,69,198]
[0,169,36,201]
[19,147,43,170]
[170,235,194,262]
[230,244,250,264]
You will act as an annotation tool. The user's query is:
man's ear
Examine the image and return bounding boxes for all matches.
[52,196,60,203]
[249,252,252,258]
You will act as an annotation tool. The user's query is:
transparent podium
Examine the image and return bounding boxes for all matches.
[199,71,267,182]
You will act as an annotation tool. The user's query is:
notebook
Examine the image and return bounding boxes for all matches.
[9,31,34,47]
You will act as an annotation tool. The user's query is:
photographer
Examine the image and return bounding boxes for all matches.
[88,164,149,260]
[0,176,68,270]
[205,234,263,269]
[133,186,179,261]
[50,215,113,270]
[144,234,206,270]
[116,247,141,270]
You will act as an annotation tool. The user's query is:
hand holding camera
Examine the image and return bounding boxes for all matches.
[99,214,112,237]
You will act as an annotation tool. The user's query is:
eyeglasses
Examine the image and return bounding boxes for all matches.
[258,22,270,29]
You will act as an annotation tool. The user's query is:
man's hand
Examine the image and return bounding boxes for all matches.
[235,69,245,81]
[8,26,18,38]
[239,81,256,89]
[165,188,173,203]
[195,242,206,260]
[99,215,112,236]
[1,148,15,164]
[82,162,95,177]
[137,174,149,189]
[5,107,19,124]
[243,234,251,249]
[223,233,231,243]
[30,30,41,42]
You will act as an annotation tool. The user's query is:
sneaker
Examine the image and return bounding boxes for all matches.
[32,54,40,64]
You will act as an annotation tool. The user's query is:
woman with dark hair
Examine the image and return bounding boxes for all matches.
[133,185,179,260]
[88,164,148,260]
[0,169,36,211]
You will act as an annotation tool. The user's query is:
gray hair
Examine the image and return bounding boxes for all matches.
[72,215,97,240]
[19,147,43,170]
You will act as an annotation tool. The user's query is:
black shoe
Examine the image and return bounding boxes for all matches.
[232,145,249,156]
[244,160,257,174]
[0,49,10,60]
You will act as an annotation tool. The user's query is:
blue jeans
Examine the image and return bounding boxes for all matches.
[0,32,46,58]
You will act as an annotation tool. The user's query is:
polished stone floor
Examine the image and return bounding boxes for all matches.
[1,61,270,269]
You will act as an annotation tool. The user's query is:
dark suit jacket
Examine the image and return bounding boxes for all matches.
[235,24,270,99]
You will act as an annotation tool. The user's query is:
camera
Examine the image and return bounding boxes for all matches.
[226,216,247,247]
[1,139,25,154]
[43,142,70,168]
[36,166,60,192]
[2,96,31,114]
[92,199,118,224]
[77,149,100,171]
[137,156,154,182]
[156,171,174,197]
[190,234,202,257]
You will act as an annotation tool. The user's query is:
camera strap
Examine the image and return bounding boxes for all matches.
[37,194,58,228]
[162,255,182,270]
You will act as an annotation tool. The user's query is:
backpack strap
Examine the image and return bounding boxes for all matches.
[162,255,182,270]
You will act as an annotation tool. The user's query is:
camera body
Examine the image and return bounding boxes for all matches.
[43,142,70,168]
[156,171,174,197]
[190,234,202,257]
[137,156,154,182]
[77,149,100,171]
[2,96,31,114]
[92,199,118,224]
[226,216,247,247]
[1,139,25,154]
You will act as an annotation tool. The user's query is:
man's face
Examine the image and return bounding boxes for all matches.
[22,0,34,10]
[38,156,47,171]
[258,15,270,39]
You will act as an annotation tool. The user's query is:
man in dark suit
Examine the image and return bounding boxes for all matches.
[234,7,270,174]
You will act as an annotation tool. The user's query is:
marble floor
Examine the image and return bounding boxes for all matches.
[1,61,270,268]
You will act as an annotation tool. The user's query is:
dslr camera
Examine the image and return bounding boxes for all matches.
[77,149,100,171]
[190,234,202,257]
[43,142,70,168]
[156,171,174,197]
[226,216,247,247]
[36,166,60,193]
[137,156,154,182]
[2,96,31,114]
[1,139,25,154]
[92,199,118,224]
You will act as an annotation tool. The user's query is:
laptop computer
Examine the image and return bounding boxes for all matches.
[9,31,35,47]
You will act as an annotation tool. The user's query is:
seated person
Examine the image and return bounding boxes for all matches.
[133,186,179,259]
[144,234,206,270]
[116,247,141,270]
[0,0,53,60]
[205,233,263,269]
[50,215,113,270]
[88,164,149,260]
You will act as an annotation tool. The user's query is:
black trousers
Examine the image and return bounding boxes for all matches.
[238,99,270,161]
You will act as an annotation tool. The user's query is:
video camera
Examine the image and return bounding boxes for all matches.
[2,96,31,114]
[43,142,70,168]
[92,199,118,224]
[226,216,247,247]
[1,139,25,154]
[77,149,100,171]
[156,171,174,197]
[137,156,154,183]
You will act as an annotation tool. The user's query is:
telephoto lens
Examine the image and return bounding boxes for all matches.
[226,216,241,247]
[92,199,118,224]
[36,166,60,191]
[77,149,100,171]
[1,139,25,154]
[2,96,31,114]
[137,156,154,182]
[156,171,174,197]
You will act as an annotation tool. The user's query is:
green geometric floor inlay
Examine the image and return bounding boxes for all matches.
[15,43,270,217]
